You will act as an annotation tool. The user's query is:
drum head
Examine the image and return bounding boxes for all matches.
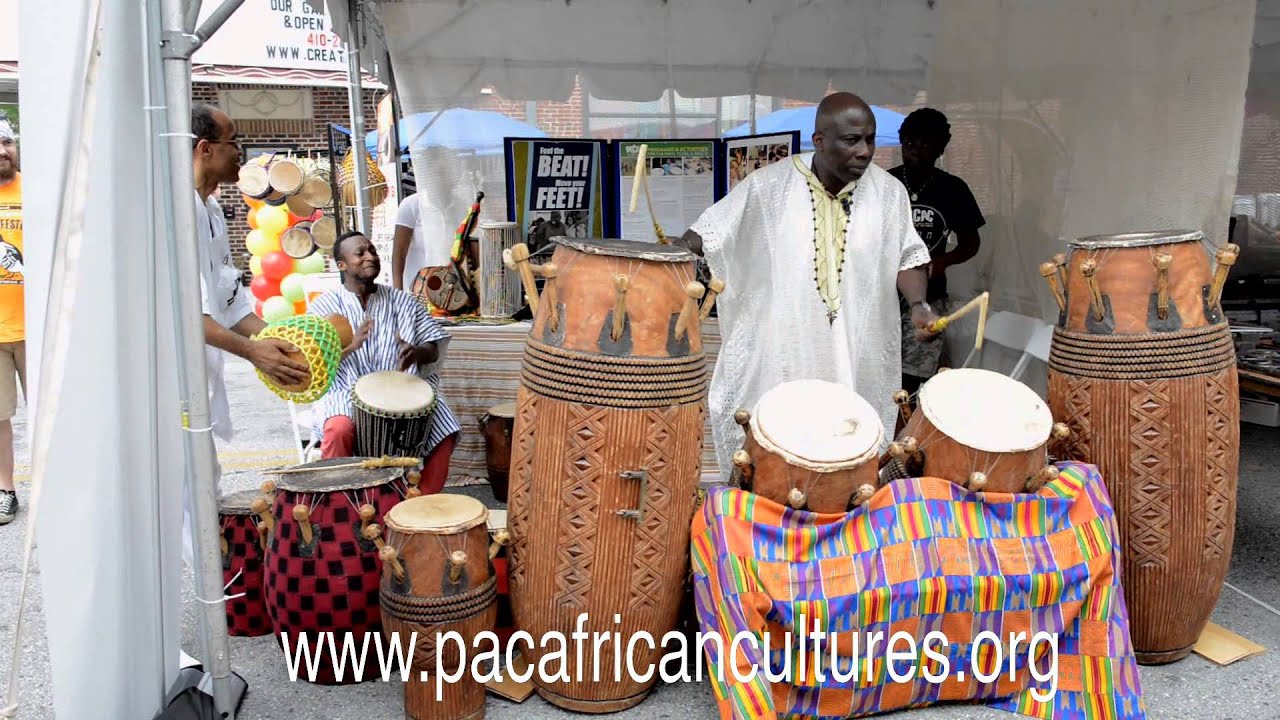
[386,494,487,534]
[1070,229,1203,250]
[553,237,694,263]
[749,380,883,471]
[237,164,270,198]
[918,368,1052,453]
[490,401,516,418]
[300,177,333,208]
[271,456,408,492]
[354,371,436,416]
[219,489,260,515]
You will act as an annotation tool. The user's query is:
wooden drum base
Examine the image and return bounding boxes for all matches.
[535,685,652,714]
[1048,322,1239,665]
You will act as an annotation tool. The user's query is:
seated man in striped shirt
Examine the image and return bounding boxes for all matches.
[308,230,461,494]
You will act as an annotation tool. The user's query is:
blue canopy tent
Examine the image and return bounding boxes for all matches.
[362,108,547,156]
[724,105,908,151]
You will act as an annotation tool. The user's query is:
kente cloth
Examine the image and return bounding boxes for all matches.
[689,155,930,480]
[690,462,1146,720]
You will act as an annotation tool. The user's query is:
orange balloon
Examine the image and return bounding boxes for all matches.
[294,301,307,315]
[247,206,259,230]
[307,291,323,303]
[287,210,310,226]
[243,195,264,210]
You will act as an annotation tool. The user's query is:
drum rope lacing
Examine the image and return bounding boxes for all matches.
[1049,323,1235,379]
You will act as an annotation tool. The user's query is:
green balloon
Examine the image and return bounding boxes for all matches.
[297,252,327,274]
[262,296,294,324]
[280,273,307,303]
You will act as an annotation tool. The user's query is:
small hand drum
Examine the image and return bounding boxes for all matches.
[352,371,438,459]
[253,314,354,404]
[732,379,884,513]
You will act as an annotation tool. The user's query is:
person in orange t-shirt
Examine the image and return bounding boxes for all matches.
[0,119,23,526]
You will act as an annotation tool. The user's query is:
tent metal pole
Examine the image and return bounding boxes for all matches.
[346,0,372,233]
[387,62,405,200]
[158,0,244,716]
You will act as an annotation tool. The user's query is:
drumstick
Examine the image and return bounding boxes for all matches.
[927,291,989,336]
[264,456,420,474]
[699,278,724,321]
[628,144,648,214]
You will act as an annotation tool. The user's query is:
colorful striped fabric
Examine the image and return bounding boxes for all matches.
[690,462,1146,720]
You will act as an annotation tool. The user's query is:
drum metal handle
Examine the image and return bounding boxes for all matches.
[615,469,649,522]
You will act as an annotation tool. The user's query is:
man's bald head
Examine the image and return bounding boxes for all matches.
[812,92,876,191]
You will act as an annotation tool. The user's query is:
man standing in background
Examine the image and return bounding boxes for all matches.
[888,108,985,397]
[392,191,452,290]
[0,119,23,526]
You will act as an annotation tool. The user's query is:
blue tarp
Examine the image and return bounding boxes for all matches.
[723,105,907,151]
[361,108,547,156]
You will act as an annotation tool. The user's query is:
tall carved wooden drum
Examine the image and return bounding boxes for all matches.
[730,379,882,513]
[506,237,717,712]
[1043,230,1240,664]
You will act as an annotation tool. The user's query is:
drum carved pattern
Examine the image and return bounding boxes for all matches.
[1127,381,1171,569]
[508,390,538,591]
[1203,371,1236,560]
[629,406,676,614]
[1062,376,1092,460]
[555,403,607,609]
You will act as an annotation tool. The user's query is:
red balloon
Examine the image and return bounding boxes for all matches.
[309,209,324,221]
[260,251,294,281]
[251,274,281,301]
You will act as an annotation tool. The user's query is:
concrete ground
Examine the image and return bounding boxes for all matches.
[1,356,1278,719]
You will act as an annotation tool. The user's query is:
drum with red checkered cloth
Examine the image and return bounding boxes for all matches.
[219,489,271,637]
[262,457,416,685]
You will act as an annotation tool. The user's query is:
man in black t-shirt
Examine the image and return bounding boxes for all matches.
[889,108,986,395]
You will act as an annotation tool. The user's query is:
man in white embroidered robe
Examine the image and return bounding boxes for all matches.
[682,92,940,479]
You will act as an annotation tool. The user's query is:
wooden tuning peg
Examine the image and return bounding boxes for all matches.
[292,505,313,546]
[674,281,705,341]
[251,496,274,534]
[787,487,806,510]
[359,504,376,538]
[731,449,754,489]
[1209,243,1240,308]
[542,262,560,331]
[449,550,469,584]
[511,243,539,313]
[1052,253,1067,288]
[1040,261,1066,313]
[849,484,875,509]
[489,529,511,561]
[893,389,913,423]
[611,275,630,341]
[699,277,725,321]
[1025,465,1058,492]
[1080,259,1104,321]
[901,436,919,457]
[1154,253,1173,319]
[260,480,276,495]
[967,472,988,492]
[734,409,751,427]
[379,546,405,580]
[257,521,269,552]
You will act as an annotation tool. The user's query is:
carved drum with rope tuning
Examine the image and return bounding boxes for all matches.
[260,457,422,685]
[729,379,882,514]
[892,368,1064,495]
[219,489,272,637]
[377,494,506,720]
[504,237,721,713]
[1041,230,1241,665]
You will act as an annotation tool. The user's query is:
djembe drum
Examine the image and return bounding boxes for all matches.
[262,457,419,685]
[729,379,882,513]
[352,371,438,460]
[894,368,1063,494]
[505,237,720,712]
[219,489,271,637]
[477,402,515,502]
[377,494,505,720]
[478,222,522,318]
[1042,230,1240,664]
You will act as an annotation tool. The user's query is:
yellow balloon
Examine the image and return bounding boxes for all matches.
[249,255,263,276]
[245,228,281,257]
[257,205,290,237]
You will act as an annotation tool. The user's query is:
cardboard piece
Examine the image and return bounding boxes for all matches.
[1194,622,1267,666]
[485,653,535,702]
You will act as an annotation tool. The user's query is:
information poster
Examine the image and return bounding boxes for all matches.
[505,139,607,248]
[724,131,801,192]
[615,140,717,242]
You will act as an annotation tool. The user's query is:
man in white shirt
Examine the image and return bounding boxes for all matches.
[187,105,308,560]
[391,192,451,290]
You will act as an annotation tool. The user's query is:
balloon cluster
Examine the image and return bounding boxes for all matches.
[238,155,339,323]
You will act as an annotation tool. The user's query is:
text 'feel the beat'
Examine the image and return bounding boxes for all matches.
[535,148,589,209]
